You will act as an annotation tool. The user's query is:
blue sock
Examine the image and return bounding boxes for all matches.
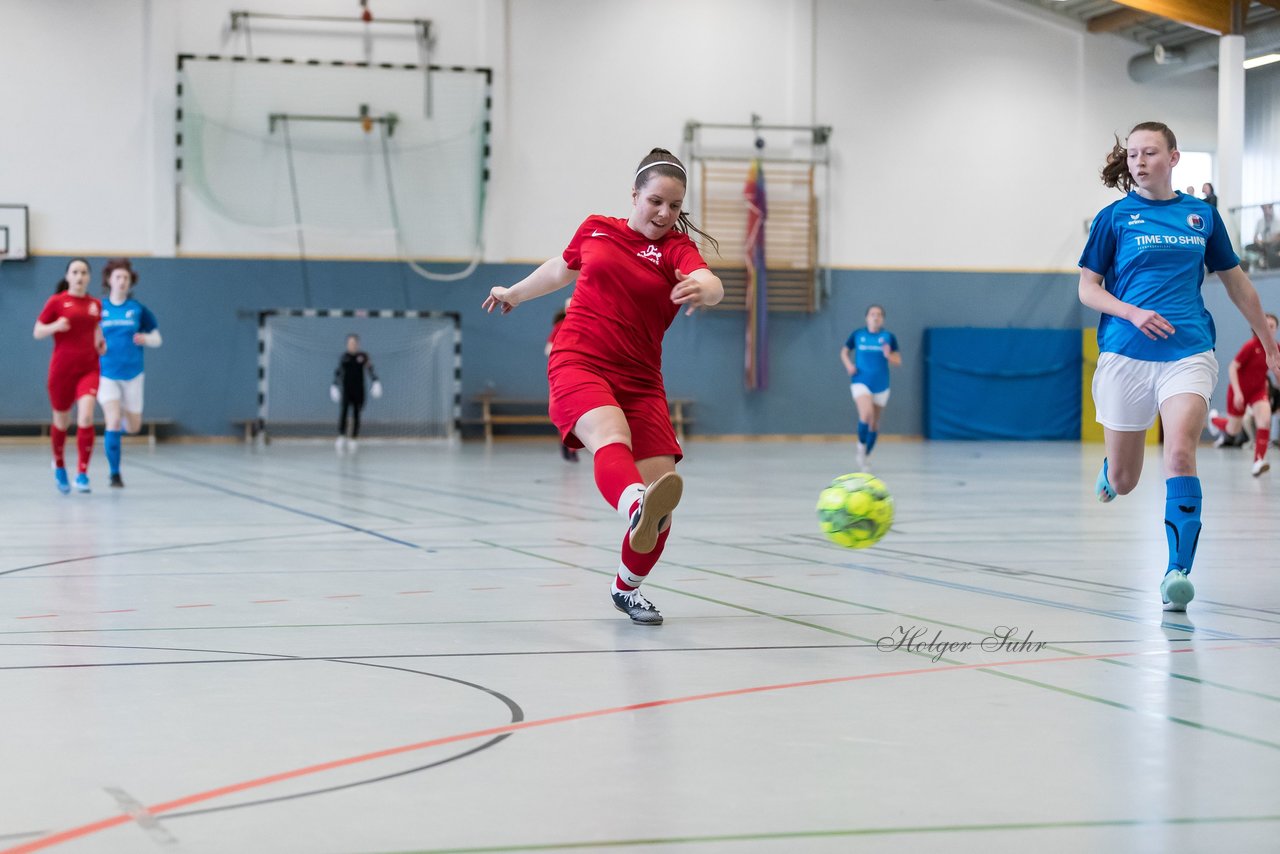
[1164,476,1202,573]
[105,430,122,475]
[866,430,878,454]
[857,421,869,445]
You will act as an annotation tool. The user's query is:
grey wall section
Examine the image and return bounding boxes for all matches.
[5,257,1277,437]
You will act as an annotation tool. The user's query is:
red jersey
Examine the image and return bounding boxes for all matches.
[1232,334,1277,397]
[552,215,708,381]
[38,292,101,371]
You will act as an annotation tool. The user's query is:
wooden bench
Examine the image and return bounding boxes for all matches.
[0,418,175,447]
[472,395,692,443]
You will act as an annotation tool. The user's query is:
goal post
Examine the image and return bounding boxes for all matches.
[256,308,461,442]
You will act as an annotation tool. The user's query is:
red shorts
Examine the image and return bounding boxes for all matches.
[48,363,100,412]
[1227,383,1267,417]
[548,358,682,462]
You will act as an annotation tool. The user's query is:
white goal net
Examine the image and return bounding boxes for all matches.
[259,310,459,441]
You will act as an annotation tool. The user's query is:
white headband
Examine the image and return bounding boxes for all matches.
[635,160,686,181]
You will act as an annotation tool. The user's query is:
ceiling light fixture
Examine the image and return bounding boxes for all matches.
[1243,53,1280,69]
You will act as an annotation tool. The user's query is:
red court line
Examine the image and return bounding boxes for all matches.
[0,643,1249,854]
[16,615,58,620]
[174,604,213,609]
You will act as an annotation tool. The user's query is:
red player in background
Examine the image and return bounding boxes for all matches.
[33,258,106,494]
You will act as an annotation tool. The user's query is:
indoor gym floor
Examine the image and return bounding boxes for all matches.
[1,438,1278,854]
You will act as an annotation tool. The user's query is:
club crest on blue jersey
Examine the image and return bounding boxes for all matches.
[1186,213,1205,231]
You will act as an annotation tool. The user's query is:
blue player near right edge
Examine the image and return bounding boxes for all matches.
[1079,121,1280,612]
[840,304,900,471]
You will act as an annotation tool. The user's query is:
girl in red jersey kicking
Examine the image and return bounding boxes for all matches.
[484,148,723,625]
[32,259,106,493]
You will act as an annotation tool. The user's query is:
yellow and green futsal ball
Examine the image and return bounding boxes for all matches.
[816,473,893,549]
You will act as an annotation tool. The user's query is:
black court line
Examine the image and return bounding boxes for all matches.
[5,637,1280,672]
[129,463,432,551]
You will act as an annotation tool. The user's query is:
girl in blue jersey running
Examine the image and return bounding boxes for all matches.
[97,259,162,488]
[840,304,900,470]
[1079,121,1280,612]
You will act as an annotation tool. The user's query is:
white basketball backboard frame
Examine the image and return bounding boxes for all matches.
[0,205,29,260]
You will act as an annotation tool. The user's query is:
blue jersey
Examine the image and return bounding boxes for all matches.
[1079,191,1237,362]
[845,328,898,394]
[99,298,158,381]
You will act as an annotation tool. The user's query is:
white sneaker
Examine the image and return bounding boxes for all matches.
[335,436,346,452]
[855,442,867,471]
[1252,458,1270,477]
[347,439,358,452]
[1206,409,1222,439]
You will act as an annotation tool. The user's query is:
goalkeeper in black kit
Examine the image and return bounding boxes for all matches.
[331,334,381,451]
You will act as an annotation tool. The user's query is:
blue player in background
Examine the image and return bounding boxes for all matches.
[840,304,901,470]
[97,258,161,488]
[1079,121,1280,612]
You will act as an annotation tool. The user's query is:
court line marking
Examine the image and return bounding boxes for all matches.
[0,531,346,578]
[0,641,526,842]
[0,643,1244,854]
[129,466,430,550]
[363,814,1280,852]
[553,537,1280,703]
[700,538,1245,639]
[161,460,427,526]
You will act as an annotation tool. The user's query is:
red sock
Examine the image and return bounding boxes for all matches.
[77,427,95,474]
[615,526,671,591]
[51,426,67,468]
[1256,427,1270,462]
[1211,414,1229,434]
[593,442,643,512]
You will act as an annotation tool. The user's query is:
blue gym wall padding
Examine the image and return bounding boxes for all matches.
[924,328,1081,440]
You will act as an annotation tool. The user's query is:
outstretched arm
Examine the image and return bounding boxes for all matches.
[483,257,576,314]
[1219,265,1280,377]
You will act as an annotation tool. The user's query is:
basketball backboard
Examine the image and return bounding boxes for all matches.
[0,205,29,260]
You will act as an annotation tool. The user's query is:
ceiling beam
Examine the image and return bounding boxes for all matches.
[1255,0,1280,12]
[1087,7,1153,32]
[1109,0,1231,35]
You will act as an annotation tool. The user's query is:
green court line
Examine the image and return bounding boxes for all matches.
[366,814,1280,853]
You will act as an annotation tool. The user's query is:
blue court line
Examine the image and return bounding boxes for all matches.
[132,464,431,551]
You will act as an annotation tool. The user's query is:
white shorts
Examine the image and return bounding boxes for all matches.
[851,384,890,407]
[1092,351,1216,432]
[97,374,145,413]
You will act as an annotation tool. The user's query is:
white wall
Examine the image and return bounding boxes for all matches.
[0,0,1221,269]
